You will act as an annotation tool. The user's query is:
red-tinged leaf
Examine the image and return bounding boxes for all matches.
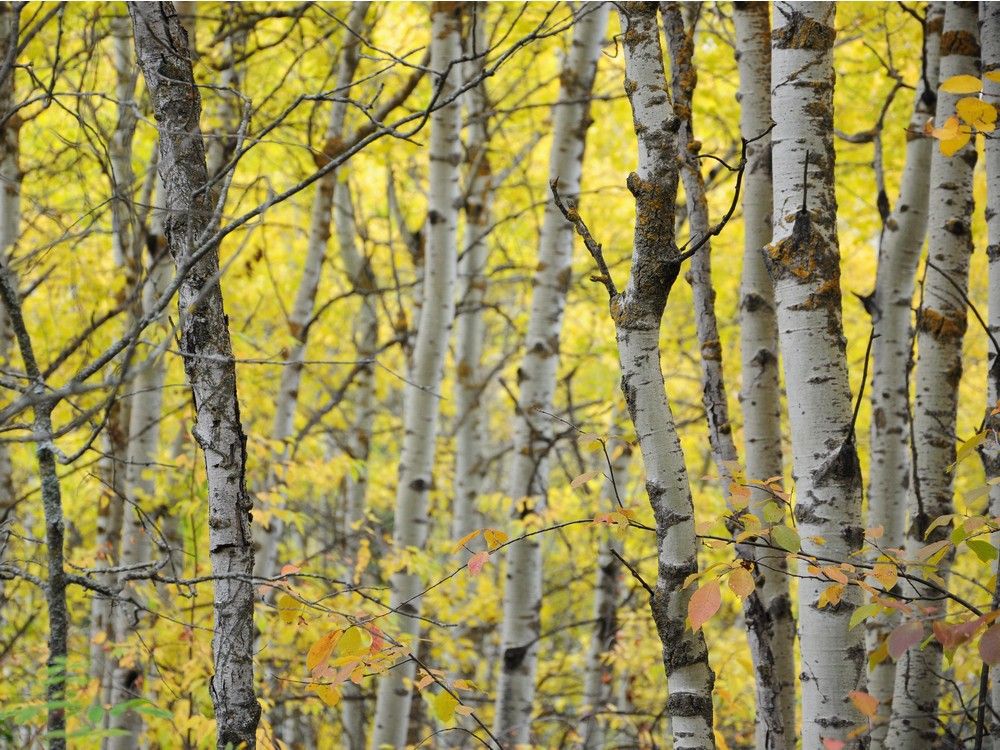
[688,580,721,631]
[849,690,879,718]
[280,564,301,576]
[915,539,951,562]
[467,551,489,576]
[888,621,924,660]
[823,739,846,750]
[981,624,1000,665]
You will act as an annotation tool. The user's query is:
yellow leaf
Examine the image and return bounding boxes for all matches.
[986,70,1000,84]
[314,683,341,707]
[939,129,972,157]
[452,529,482,553]
[940,74,983,94]
[483,528,508,550]
[956,97,997,132]
[873,560,898,591]
[949,431,987,471]
[818,583,844,608]
[307,630,342,672]
[431,690,459,723]
[336,627,371,658]
[276,594,300,624]
[578,434,604,452]
[728,566,755,599]
[354,538,371,585]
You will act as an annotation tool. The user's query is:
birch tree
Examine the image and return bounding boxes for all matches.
[982,3,1000,745]
[492,5,608,743]
[765,4,865,747]
[129,4,260,746]
[732,4,797,747]
[886,3,979,746]
[556,2,716,746]
[864,5,943,745]
[370,4,462,745]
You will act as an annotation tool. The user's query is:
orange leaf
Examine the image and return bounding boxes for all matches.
[688,580,721,631]
[452,529,482,553]
[468,551,489,576]
[849,690,879,718]
[484,529,508,550]
[307,630,342,672]
[728,566,755,599]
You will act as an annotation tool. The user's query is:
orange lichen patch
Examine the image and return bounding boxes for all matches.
[700,339,722,362]
[765,234,817,281]
[791,276,840,311]
[917,306,968,340]
[940,30,979,58]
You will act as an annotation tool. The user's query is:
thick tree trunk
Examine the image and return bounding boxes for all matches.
[885,3,979,747]
[129,5,261,747]
[370,4,462,746]
[766,4,865,747]
[982,5,1000,746]
[732,5,797,747]
[865,6,943,748]
[612,4,715,747]
[492,5,608,744]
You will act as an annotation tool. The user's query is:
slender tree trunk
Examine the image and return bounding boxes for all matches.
[766,4,865,747]
[611,3,716,747]
[370,4,462,746]
[864,6,943,748]
[452,6,492,543]
[492,5,608,744]
[886,4,979,747]
[982,5,1000,746]
[254,0,367,581]
[662,5,792,747]
[581,415,631,750]
[732,4,797,747]
[129,5,261,746]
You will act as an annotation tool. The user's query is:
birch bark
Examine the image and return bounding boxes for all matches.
[662,5,793,747]
[581,415,631,750]
[765,4,865,747]
[732,4,797,747]
[452,7,492,542]
[129,4,261,746]
[254,0,369,582]
[885,3,979,746]
[492,5,608,744]
[865,6,943,746]
[370,4,462,746]
[982,5,1000,745]
[609,3,715,746]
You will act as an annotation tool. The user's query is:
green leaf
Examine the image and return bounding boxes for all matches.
[849,603,882,630]
[771,524,800,553]
[762,501,784,524]
[966,539,998,564]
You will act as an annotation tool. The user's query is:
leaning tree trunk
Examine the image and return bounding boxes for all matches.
[129,4,261,747]
[885,3,979,747]
[766,4,865,748]
[582,3,717,747]
[254,1,369,583]
[369,4,462,746]
[732,4,797,747]
[492,4,608,744]
[663,4,792,746]
[982,5,1000,746]
[864,6,943,747]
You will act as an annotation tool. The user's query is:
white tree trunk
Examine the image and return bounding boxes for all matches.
[129,4,261,745]
[581,415,631,750]
[982,5,1000,745]
[612,4,715,747]
[865,6,943,748]
[885,3,979,747]
[452,8,492,543]
[732,5,797,747]
[492,5,608,744]
[370,4,462,746]
[766,4,865,747]
[254,0,368,582]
